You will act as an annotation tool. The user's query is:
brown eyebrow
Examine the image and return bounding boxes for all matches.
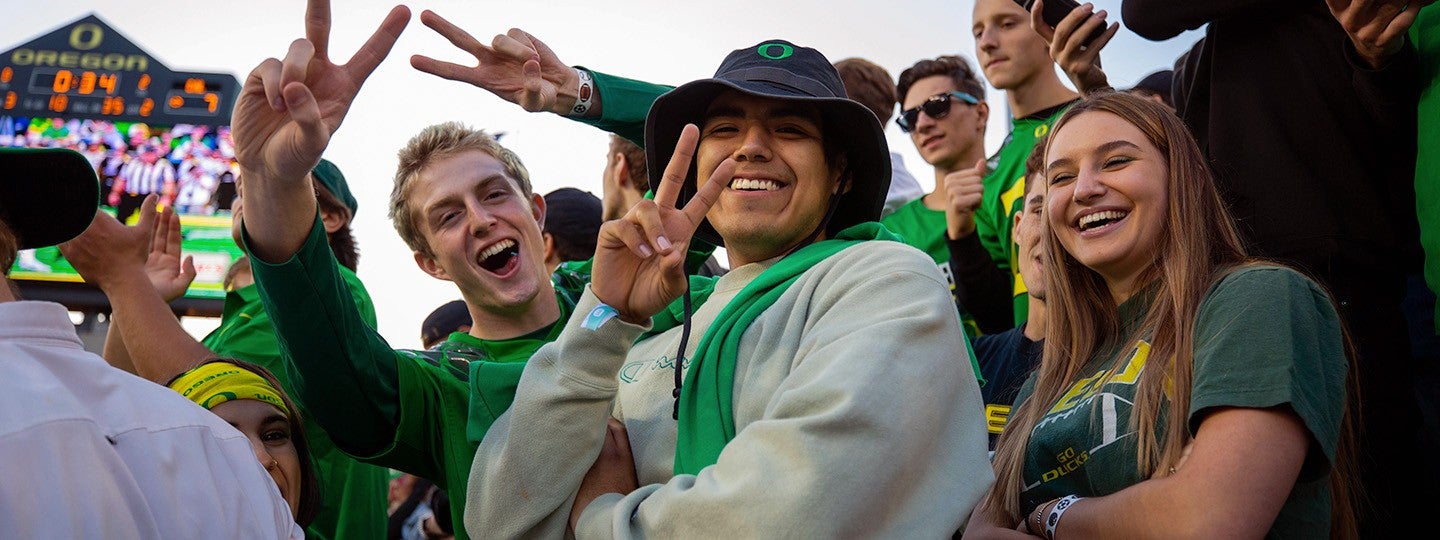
[423,174,509,216]
[1046,140,1143,175]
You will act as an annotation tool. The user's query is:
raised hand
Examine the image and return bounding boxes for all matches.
[411,15,582,114]
[231,0,409,190]
[592,125,734,323]
[145,205,197,302]
[1030,0,1119,95]
[59,195,159,293]
[1327,0,1430,69]
[942,159,987,240]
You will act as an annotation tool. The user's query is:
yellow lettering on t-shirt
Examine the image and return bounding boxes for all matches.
[1047,340,1152,414]
[986,404,1011,434]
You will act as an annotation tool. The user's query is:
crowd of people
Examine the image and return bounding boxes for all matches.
[1,0,1437,538]
[0,115,240,220]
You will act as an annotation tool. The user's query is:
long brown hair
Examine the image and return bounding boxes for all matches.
[977,91,1357,537]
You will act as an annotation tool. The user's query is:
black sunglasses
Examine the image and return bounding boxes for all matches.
[896,91,981,133]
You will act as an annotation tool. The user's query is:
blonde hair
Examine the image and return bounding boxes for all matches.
[391,122,531,255]
[979,91,1357,538]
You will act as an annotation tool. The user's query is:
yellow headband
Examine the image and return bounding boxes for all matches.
[169,361,290,416]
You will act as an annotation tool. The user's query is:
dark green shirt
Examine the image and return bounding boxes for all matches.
[1014,266,1347,538]
[202,264,386,540]
[246,217,590,540]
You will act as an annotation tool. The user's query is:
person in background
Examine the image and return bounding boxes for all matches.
[600,134,650,222]
[965,142,1049,450]
[970,0,1116,329]
[421,299,473,350]
[887,54,1013,334]
[1,147,300,539]
[964,91,1358,539]
[832,57,925,217]
[541,187,603,273]
[1126,69,1173,109]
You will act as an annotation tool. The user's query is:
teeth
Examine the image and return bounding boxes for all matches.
[729,178,781,191]
[480,239,516,260]
[1078,210,1127,230]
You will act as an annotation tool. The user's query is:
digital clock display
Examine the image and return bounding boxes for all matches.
[0,14,237,124]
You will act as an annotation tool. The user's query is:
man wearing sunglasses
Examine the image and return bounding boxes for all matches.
[883,55,1015,334]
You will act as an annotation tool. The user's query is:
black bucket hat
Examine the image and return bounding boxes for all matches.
[643,39,891,246]
[0,147,100,249]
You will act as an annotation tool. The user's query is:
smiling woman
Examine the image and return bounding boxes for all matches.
[964,92,1360,539]
[167,358,321,526]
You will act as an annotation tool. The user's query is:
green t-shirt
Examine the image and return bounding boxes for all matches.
[979,104,1070,328]
[247,217,590,540]
[1013,266,1346,538]
[202,269,387,540]
[1413,6,1440,333]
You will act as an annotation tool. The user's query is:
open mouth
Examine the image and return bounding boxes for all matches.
[1076,210,1129,233]
[729,177,783,192]
[477,239,520,274]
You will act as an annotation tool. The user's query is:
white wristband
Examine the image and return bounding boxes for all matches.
[1044,495,1081,540]
[571,67,594,116]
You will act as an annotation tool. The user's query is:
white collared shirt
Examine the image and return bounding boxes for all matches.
[0,300,302,539]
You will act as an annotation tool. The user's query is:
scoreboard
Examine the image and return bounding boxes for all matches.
[1,14,238,125]
[2,13,243,317]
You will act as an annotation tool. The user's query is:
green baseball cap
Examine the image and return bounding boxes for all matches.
[0,147,100,249]
[312,158,358,217]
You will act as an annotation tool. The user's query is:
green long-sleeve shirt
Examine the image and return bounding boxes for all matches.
[246,217,590,540]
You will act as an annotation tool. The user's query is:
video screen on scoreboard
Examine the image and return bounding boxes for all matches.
[2,114,243,300]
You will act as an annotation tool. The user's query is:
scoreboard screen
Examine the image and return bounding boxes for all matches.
[1,14,237,125]
[2,14,244,315]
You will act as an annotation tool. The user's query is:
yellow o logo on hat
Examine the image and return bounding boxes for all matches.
[758,43,794,60]
[1034,124,1050,138]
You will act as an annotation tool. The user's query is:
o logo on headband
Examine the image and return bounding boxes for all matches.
[757,43,794,60]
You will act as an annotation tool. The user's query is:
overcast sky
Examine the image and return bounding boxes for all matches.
[5,0,1201,349]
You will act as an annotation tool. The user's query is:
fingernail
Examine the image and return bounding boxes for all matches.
[639,244,654,257]
[657,236,672,251]
[1097,10,1107,17]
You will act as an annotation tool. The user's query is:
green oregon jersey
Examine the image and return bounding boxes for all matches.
[1413,6,1440,332]
[1013,267,1346,538]
[202,272,388,540]
[979,104,1070,328]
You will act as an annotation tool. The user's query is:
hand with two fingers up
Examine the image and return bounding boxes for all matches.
[591,125,735,324]
[411,14,586,115]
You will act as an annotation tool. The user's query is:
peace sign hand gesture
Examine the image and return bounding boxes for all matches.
[592,125,735,324]
[411,15,580,114]
[230,0,408,259]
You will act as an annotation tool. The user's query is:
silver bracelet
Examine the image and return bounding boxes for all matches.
[1044,495,1081,539]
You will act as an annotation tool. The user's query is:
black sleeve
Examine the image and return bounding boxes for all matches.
[1122,0,1290,41]
[947,233,1014,334]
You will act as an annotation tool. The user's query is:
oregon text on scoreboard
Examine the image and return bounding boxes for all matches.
[1,14,238,125]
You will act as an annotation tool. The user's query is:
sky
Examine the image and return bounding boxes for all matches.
[4,0,1202,349]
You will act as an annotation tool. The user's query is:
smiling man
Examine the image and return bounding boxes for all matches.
[223,3,613,538]
[466,40,990,538]
[883,55,1015,334]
